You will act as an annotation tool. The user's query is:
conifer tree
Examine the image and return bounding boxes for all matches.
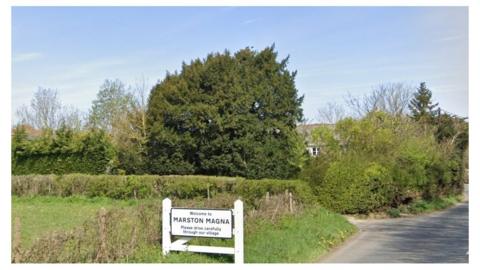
[408,82,439,122]
[146,45,305,179]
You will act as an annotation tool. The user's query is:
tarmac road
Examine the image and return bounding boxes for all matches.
[321,187,469,263]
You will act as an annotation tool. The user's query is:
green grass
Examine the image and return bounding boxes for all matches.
[244,205,356,263]
[387,195,463,218]
[406,195,463,214]
[12,196,142,247]
[12,196,356,263]
[122,245,233,263]
[123,205,357,263]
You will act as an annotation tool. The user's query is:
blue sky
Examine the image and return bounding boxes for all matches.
[12,6,468,123]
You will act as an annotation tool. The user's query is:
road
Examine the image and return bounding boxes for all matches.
[321,188,469,263]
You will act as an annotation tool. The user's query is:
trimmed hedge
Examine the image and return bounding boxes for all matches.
[12,127,116,175]
[12,174,314,205]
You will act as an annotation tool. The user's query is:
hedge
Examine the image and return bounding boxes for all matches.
[12,128,116,175]
[12,174,314,205]
[316,156,394,214]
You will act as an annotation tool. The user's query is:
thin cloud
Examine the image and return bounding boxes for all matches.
[436,35,464,42]
[13,52,43,63]
[241,18,259,25]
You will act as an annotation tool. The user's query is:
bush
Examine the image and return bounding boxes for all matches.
[316,155,394,214]
[11,174,314,205]
[387,208,401,218]
[303,111,465,214]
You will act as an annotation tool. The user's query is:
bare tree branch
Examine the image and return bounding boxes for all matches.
[317,102,345,124]
[344,82,414,118]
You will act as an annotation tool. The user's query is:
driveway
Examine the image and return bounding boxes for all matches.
[321,188,469,263]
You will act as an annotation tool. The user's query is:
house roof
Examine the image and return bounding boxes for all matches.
[12,124,43,139]
[296,123,334,144]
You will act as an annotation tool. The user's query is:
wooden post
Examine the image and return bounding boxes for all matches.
[162,198,172,256]
[266,191,270,202]
[289,192,293,213]
[95,208,109,262]
[13,217,22,263]
[207,185,210,200]
[234,200,244,264]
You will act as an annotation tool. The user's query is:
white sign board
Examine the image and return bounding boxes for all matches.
[162,198,244,263]
[171,208,233,238]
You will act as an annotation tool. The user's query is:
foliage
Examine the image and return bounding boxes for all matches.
[408,82,439,123]
[302,111,464,214]
[12,174,314,205]
[146,45,305,179]
[87,79,149,174]
[316,154,394,214]
[432,112,468,184]
[88,79,135,131]
[386,208,401,218]
[12,127,116,175]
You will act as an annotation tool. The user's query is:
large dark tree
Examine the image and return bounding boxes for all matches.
[408,82,439,122]
[146,45,305,179]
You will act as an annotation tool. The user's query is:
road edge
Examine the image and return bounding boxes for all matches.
[313,227,361,263]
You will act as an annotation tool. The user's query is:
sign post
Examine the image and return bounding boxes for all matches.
[234,199,244,263]
[162,198,244,264]
[162,198,171,256]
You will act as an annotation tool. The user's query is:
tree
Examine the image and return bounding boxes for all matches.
[16,87,85,130]
[111,77,150,174]
[434,112,468,149]
[345,82,413,117]
[146,45,305,179]
[408,82,440,122]
[16,87,62,130]
[317,102,345,124]
[88,79,134,131]
[87,78,151,174]
[58,106,85,131]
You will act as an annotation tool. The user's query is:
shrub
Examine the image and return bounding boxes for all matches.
[316,155,394,214]
[234,179,315,206]
[387,208,401,218]
[303,111,465,214]
[11,174,314,205]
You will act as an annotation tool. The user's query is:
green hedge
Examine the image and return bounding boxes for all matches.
[316,155,394,214]
[12,127,116,175]
[12,174,314,205]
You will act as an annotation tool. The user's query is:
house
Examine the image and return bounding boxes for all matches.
[296,123,334,156]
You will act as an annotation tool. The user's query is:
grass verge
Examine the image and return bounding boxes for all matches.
[12,196,356,263]
[244,205,356,263]
[385,195,464,218]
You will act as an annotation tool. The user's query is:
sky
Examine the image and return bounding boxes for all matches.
[12,6,468,123]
